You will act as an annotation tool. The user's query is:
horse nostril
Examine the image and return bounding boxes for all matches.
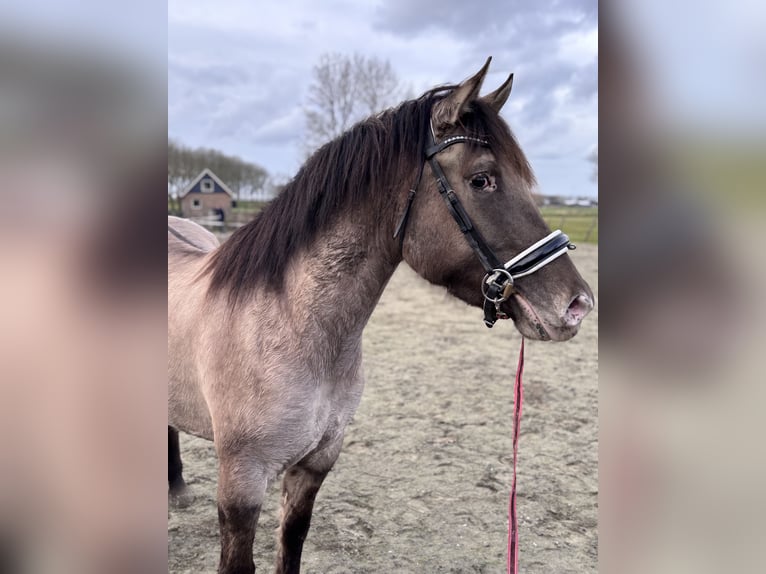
[563,294,593,327]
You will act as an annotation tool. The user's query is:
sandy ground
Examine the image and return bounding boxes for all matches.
[168,244,598,573]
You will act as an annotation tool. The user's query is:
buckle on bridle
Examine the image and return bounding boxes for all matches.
[481,268,514,304]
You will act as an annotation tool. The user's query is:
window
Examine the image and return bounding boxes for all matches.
[192,199,201,209]
[200,178,214,193]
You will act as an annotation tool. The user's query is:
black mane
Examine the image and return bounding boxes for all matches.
[204,87,532,305]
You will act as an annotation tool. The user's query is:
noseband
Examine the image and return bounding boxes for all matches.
[394,124,575,328]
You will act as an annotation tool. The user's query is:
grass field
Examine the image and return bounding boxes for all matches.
[540,206,598,243]
[231,203,599,243]
[171,201,599,243]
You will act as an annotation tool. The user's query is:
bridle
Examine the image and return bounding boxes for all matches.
[394,122,575,328]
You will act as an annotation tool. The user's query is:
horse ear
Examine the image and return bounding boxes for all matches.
[432,57,492,134]
[481,72,514,113]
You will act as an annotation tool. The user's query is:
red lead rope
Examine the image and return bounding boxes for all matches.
[507,338,525,574]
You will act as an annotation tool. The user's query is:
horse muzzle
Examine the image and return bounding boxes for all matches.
[482,230,576,328]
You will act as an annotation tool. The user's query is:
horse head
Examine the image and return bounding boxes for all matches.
[401,59,594,341]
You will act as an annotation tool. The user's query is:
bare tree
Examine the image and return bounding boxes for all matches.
[304,53,402,154]
[354,54,399,117]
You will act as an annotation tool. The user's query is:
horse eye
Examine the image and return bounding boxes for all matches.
[470,174,490,190]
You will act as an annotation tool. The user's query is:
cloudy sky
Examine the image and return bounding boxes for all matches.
[169,0,598,197]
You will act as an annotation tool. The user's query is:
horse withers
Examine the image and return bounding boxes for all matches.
[168,58,593,574]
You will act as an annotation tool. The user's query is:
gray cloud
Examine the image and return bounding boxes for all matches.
[373,0,598,165]
[168,0,597,197]
[168,23,307,151]
[374,0,596,38]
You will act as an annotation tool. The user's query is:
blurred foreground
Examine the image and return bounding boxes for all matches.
[600,2,766,572]
[0,5,167,573]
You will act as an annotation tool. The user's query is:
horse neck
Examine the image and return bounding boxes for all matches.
[286,194,403,346]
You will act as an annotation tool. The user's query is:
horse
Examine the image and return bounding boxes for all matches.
[168,58,594,574]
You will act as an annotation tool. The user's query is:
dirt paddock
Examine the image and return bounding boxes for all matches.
[168,244,598,573]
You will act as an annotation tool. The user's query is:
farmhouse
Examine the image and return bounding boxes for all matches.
[179,168,236,218]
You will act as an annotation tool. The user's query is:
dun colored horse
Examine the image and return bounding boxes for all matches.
[168,59,593,574]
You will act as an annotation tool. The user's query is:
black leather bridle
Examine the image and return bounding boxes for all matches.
[394,124,575,328]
